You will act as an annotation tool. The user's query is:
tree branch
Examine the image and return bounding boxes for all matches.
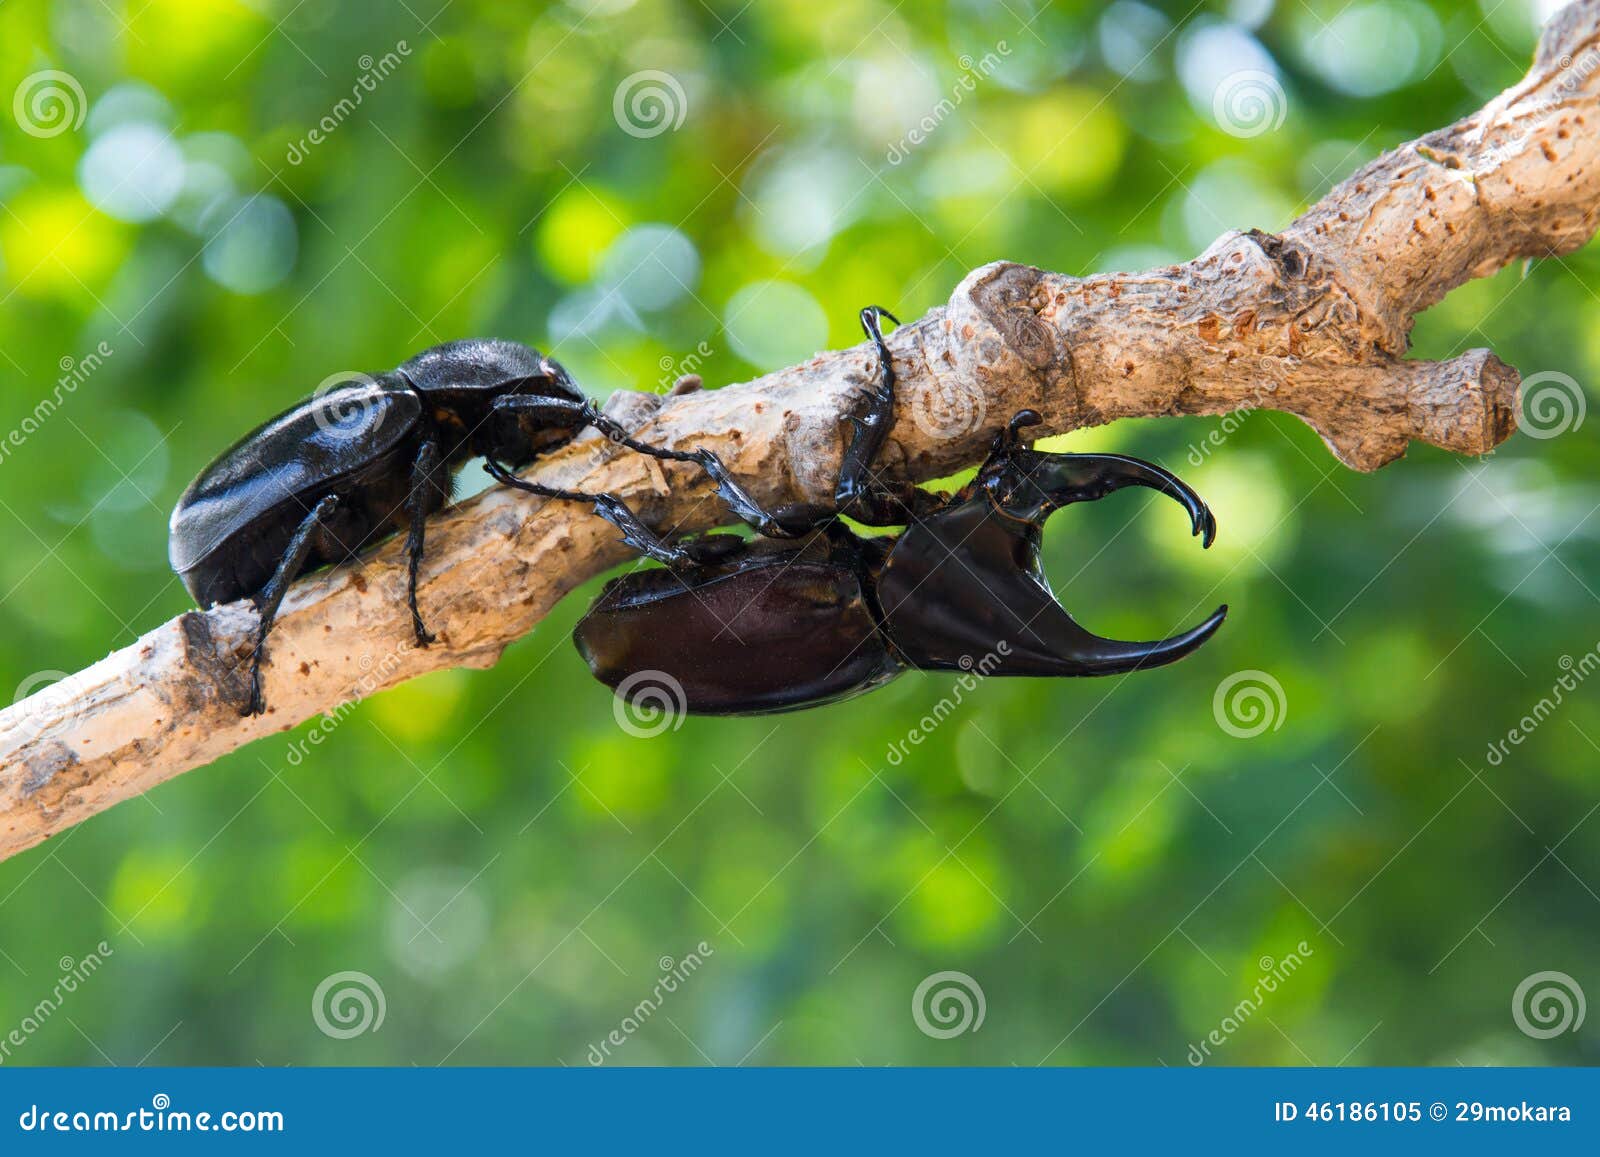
[4,2,1599,861]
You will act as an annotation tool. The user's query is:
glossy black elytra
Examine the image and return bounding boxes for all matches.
[170,339,786,716]
[575,308,1228,715]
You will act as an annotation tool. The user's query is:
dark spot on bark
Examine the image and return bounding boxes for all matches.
[351,573,368,593]
[20,743,83,803]
[1247,229,1309,280]
[179,611,252,714]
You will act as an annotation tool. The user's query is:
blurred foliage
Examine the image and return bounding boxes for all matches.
[1,0,1597,1067]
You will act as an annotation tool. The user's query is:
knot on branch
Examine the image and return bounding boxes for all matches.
[932,261,1073,437]
[1199,230,1388,360]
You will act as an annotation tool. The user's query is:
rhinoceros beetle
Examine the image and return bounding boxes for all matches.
[575,308,1228,715]
[170,338,786,716]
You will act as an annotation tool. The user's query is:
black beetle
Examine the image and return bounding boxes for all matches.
[575,308,1228,715]
[170,338,785,716]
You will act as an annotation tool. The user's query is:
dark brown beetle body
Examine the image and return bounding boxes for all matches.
[576,308,1228,716]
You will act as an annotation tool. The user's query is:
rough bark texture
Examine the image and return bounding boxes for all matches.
[3,3,1599,861]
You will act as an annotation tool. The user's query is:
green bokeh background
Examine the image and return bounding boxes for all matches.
[1,0,1596,1066]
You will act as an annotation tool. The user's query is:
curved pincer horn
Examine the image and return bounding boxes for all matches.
[978,421,1217,547]
[875,416,1227,678]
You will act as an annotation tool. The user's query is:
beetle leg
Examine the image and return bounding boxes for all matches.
[823,305,951,529]
[833,305,899,517]
[404,440,443,647]
[490,392,803,538]
[245,494,339,716]
[482,457,698,568]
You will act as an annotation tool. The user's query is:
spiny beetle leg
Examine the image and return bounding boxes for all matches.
[245,493,339,716]
[483,457,696,568]
[490,392,794,539]
[403,440,442,647]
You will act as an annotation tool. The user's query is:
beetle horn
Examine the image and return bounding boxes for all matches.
[874,444,1226,678]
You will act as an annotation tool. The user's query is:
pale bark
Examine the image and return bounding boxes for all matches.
[3,3,1599,861]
